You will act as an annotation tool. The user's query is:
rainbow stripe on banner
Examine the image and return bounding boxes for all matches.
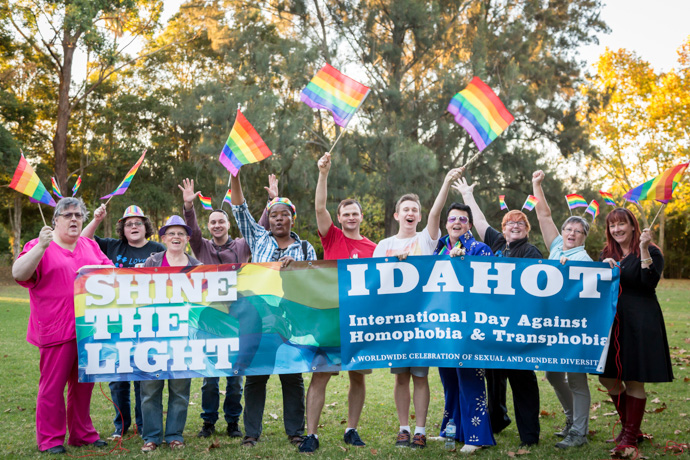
[219,110,273,177]
[9,154,56,207]
[599,191,616,206]
[566,194,588,209]
[223,189,232,206]
[300,64,370,128]
[72,176,82,196]
[101,151,146,200]
[585,200,600,219]
[198,194,213,211]
[522,195,539,211]
[51,177,63,199]
[447,77,514,151]
[499,195,508,210]
[623,162,689,204]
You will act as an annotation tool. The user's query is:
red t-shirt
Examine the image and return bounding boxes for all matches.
[319,222,376,260]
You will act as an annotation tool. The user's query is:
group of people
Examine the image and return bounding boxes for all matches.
[13,155,674,456]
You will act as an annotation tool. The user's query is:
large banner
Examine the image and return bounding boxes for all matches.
[339,256,618,374]
[76,256,619,382]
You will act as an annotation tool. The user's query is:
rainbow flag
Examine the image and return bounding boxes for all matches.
[51,177,63,199]
[219,110,273,177]
[566,194,588,209]
[72,176,82,196]
[522,195,539,211]
[198,194,213,211]
[300,63,370,128]
[447,77,514,151]
[599,190,616,207]
[499,195,508,210]
[623,162,689,204]
[585,200,600,219]
[100,151,146,200]
[9,154,56,207]
[223,189,232,206]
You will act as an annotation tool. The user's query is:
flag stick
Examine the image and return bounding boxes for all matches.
[461,149,485,169]
[37,203,47,227]
[648,203,666,229]
[565,197,572,216]
[104,195,114,207]
[326,126,347,156]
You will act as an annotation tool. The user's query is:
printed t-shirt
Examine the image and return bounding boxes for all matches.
[95,236,165,268]
[373,227,439,258]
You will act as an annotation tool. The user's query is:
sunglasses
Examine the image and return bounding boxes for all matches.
[448,215,469,224]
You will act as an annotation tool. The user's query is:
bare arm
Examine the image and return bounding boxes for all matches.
[230,171,245,205]
[315,153,334,236]
[12,227,52,282]
[427,167,464,240]
[452,177,489,241]
[531,170,560,249]
[81,204,106,239]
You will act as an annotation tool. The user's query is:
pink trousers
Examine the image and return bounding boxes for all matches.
[37,339,99,451]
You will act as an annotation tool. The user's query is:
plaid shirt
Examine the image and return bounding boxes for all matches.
[232,201,316,263]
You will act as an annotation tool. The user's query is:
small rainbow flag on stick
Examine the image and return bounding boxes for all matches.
[198,194,213,211]
[51,177,63,199]
[499,195,508,210]
[565,194,588,209]
[301,64,370,128]
[72,176,82,196]
[522,195,539,211]
[599,190,616,206]
[585,200,600,219]
[101,151,146,200]
[219,110,273,177]
[623,162,689,204]
[447,77,514,152]
[223,189,232,206]
[9,154,56,207]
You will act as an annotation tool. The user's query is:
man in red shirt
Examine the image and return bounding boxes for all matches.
[298,153,377,453]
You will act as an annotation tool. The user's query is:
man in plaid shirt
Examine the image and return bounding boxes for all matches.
[230,169,316,448]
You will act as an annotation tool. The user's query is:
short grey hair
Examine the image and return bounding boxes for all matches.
[561,216,590,237]
[52,197,89,226]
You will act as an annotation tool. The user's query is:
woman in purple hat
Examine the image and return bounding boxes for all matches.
[139,215,201,452]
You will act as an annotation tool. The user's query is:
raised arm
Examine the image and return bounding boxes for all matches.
[179,178,201,211]
[230,170,244,206]
[531,170,560,249]
[12,227,52,282]
[427,167,464,240]
[452,177,489,241]
[81,204,106,239]
[315,153,334,236]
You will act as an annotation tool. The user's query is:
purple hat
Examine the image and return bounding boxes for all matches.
[158,215,192,237]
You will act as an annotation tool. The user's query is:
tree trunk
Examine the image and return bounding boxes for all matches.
[53,30,79,192]
[10,195,22,260]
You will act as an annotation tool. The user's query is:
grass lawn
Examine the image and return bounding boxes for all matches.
[0,280,688,459]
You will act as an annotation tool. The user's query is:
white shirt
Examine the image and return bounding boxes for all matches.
[373,227,439,258]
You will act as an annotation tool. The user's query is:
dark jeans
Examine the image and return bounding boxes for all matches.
[486,368,540,445]
[243,373,305,439]
[200,376,243,424]
[109,380,142,435]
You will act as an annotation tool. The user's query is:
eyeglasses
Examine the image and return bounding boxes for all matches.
[448,215,469,224]
[59,212,84,220]
[164,232,188,237]
[563,227,585,235]
[505,221,527,228]
[125,221,144,228]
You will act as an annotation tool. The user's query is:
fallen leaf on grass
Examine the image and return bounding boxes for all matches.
[604,411,619,416]
[684,377,690,382]
[339,446,348,452]
[685,338,690,344]
[205,439,221,452]
[325,402,338,408]
[653,405,666,413]
[540,410,555,416]
[651,397,661,404]
[507,448,531,456]
[269,413,278,420]
[674,429,683,435]
[591,402,601,411]
[16,406,24,411]
[318,424,325,428]
[410,414,415,420]
[590,416,598,420]
[340,419,347,424]
[679,413,687,417]
[4,409,10,413]
[370,448,378,455]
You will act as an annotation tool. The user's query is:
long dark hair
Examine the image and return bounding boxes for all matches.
[601,208,641,260]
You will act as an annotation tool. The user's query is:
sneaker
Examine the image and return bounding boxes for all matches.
[555,432,588,449]
[411,433,427,449]
[227,422,243,438]
[460,444,482,454]
[298,434,319,453]
[197,422,215,438]
[395,430,411,447]
[344,429,366,447]
[555,418,573,438]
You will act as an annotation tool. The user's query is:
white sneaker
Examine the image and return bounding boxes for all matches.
[460,444,482,454]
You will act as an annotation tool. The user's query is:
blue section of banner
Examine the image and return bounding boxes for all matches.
[338,255,619,374]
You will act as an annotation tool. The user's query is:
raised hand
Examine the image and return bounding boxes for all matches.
[639,228,652,250]
[264,174,279,199]
[317,153,332,173]
[38,226,53,249]
[93,204,107,222]
[444,167,465,185]
[178,178,200,205]
[452,177,476,196]
[532,170,545,185]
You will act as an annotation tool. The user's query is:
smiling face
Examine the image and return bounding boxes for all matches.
[54,205,84,242]
[123,217,146,245]
[446,209,471,243]
[269,204,294,238]
[607,217,633,249]
[561,221,587,250]
[162,225,190,253]
[337,203,363,232]
[207,211,230,243]
[394,200,422,234]
[502,216,529,243]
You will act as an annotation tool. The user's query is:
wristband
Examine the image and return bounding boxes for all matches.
[641,258,652,265]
